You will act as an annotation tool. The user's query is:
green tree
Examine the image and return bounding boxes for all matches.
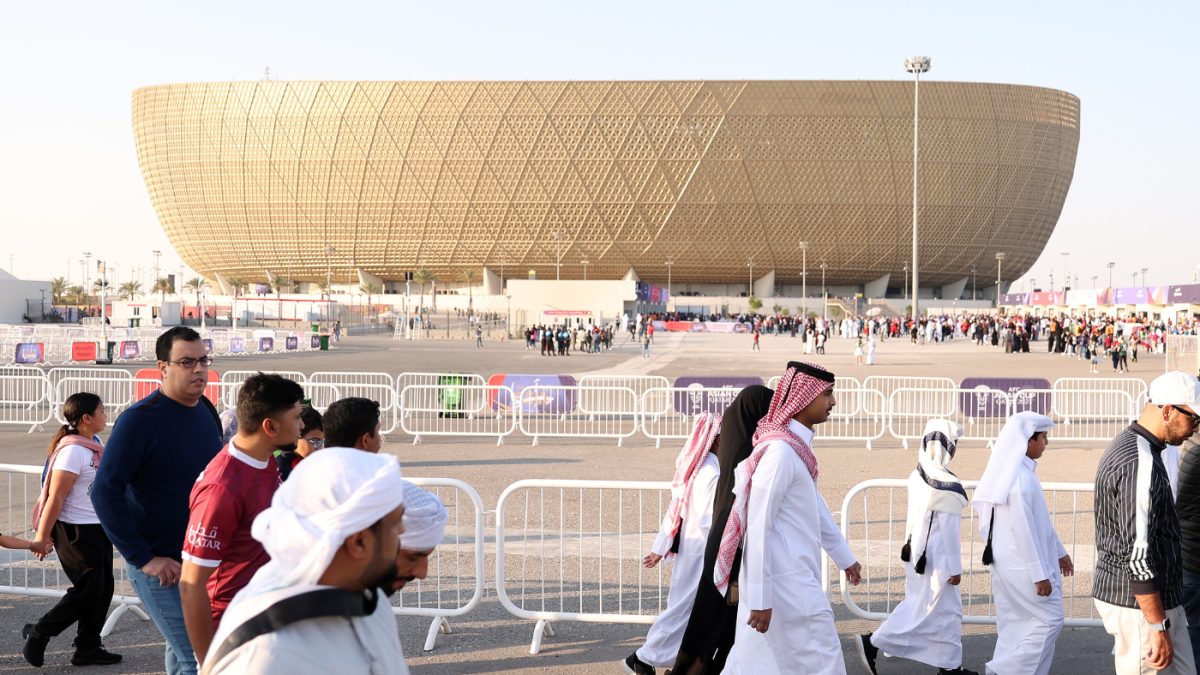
[50,277,67,305]
[153,277,172,302]
[184,277,206,315]
[413,268,434,314]
[460,269,480,314]
[748,294,763,312]
[118,280,142,300]
[315,280,330,300]
[270,274,289,326]
[780,307,790,316]
[359,282,381,322]
[67,285,85,306]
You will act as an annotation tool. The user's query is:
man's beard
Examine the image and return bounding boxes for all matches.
[367,561,401,597]
[275,441,298,453]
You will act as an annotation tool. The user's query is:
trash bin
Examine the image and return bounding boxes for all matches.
[97,341,114,365]
[437,373,467,418]
[311,323,320,333]
[319,335,330,350]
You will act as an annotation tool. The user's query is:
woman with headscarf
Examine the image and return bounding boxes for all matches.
[666,386,773,675]
[624,413,722,675]
[972,411,1074,675]
[856,420,976,675]
[719,362,862,675]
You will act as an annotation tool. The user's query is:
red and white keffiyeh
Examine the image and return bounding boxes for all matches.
[659,412,722,561]
[713,362,834,594]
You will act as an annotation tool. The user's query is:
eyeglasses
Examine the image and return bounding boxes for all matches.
[305,438,325,448]
[1167,405,1200,427]
[165,356,214,369]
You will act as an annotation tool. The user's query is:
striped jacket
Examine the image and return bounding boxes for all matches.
[1093,424,1183,609]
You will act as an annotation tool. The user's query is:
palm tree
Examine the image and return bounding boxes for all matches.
[184,277,206,317]
[412,268,434,315]
[153,277,173,302]
[270,274,288,326]
[359,282,381,323]
[50,277,67,306]
[67,285,85,306]
[225,277,246,326]
[460,269,479,316]
[118,280,142,300]
[315,280,330,300]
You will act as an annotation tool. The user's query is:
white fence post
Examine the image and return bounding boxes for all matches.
[399,384,517,445]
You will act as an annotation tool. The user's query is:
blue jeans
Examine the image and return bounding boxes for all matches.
[126,563,197,675]
[1183,573,1200,658]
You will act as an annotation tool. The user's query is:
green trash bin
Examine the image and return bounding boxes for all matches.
[437,373,467,418]
[311,323,320,333]
[319,335,330,350]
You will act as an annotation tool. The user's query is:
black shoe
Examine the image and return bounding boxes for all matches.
[855,633,878,675]
[622,652,655,675]
[22,624,50,668]
[71,646,123,666]
[937,669,979,675]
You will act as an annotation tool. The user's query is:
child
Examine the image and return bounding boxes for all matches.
[1,531,44,553]
[857,420,976,675]
[972,412,1074,675]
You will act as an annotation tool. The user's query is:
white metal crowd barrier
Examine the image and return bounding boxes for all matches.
[1014,389,1137,441]
[577,375,669,403]
[816,388,888,449]
[390,477,486,651]
[888,388,1013,447]
[639,386,745,447]
[398,372,487,393]
[517,386,639,447]
[839,478,1102,628]
[400,384,518,445]
[1053,377,1147,405]
[0,463,151,637]
[53,376,137,425]
[494,479,674,654]
[863,376,956,415]
[0,373,54,432]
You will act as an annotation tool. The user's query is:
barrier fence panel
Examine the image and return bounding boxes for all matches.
[639,387,744,447]
[768,375,862,394]
[53,376,137,425]
[577,376,669,409]
[0,464,149,636]
[888,388,1013,446]
[398,372,487,393]
[494,479,673,654]
[1167,334,1199,377]
[1012,389,1135,441]
[308,373,399,432]
[863,376,957,415]
[390,477,486,651]
[1053,377,1147,405]
[399,384,517,445]
[839,478,1100,627]
[0,374,53,431]
[516,386,638,446]
[219,370,309,408]
[815,388,888,449]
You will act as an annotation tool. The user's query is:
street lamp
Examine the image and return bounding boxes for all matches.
[1107,262,1115,289]
[82,252,92,297]
[905,55,931,321]
[1061,252,1070,291]
[498,258,506,292]
[1092,276,1098,289]
[665,257,674,299]
[971,264,977,301]
[747,257,755,299]
[903,262,909,302]
[820,260,828,319]
[995,252,1006,302]
[152,250,161,286]
[1141,268,1148,286]
[581,255,589,281]
[553,232,564,281]
[799,241,809,318]
[324,246,336,330]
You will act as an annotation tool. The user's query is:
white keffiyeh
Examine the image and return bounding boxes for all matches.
[399,481,449,551]
[904,419,968,541]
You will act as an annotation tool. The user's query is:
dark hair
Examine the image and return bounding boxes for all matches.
[300,405,323,434]
[1030,430,1047,442]
[323,397,381,448]
[235,373,306,434]
[156,326,202,361]
[48,392,103,456]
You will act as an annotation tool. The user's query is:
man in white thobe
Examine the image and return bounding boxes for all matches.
[972,412,1074,675]
[857,420,976,675]
[717,362,862,675]
[624,414,722,674]
[866,336,877,365]
[203,449,410,675]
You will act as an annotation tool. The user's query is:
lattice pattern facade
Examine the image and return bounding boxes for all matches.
[132,80,1079,287]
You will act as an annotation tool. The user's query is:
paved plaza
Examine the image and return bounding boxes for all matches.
[1,331,1154,673]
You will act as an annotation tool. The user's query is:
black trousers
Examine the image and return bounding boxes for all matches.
[34,522,115,648]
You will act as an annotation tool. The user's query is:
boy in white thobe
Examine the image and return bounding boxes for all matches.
[857,420,976,675]
[623,414,722,674]
[715,362,862,675]
[972,412,1074,675]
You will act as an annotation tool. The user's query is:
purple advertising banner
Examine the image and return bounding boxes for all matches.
[120,341,141,360]
[959,377,1052,417]
[15,343,44,364]
[311,335,321,349]
[286,336,298,350]
[486,374,578,414]
[230,338,245,353]
[703,322,753,333]
[1168,284,1200,304]
[259,337,274,351]
[1114,287,1148,304]
[202,339,214,354]
[671,376,764,415]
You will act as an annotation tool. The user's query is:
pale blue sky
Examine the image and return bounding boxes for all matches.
[2,0,1196,292]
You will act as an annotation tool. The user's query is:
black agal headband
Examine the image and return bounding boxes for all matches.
[786,361,836,383]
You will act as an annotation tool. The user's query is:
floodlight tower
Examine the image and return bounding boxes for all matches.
[905,55,930,320]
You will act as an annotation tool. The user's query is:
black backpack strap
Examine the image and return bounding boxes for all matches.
[204,587,378,672]
[200,395,222,439]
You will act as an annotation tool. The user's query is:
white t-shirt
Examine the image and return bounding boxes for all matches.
[50,439,102,525]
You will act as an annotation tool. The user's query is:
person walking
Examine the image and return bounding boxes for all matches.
[752,329,761,352]
[475,324,483,348]
[1093,371,1200,674]
[92,327,224,675]
[641,330,651,359]
[854,337,864,365]
[23,393,121,667]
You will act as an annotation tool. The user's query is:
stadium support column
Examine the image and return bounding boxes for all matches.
[483,267,502,295]
[905,55,930,319]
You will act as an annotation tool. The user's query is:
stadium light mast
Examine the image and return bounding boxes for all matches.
[905,55,930,320]
[665,257,674,299]
[995,252,1006,301]
[971,264,977,301]
[1107,262,1115,289]
[581,255,589,281]
[747,257,755,299]
[820,260,828,319]
[1061,252,1070,291]
[1141,268,1148,286]
[498,257,507,293]
[799,241,809,318]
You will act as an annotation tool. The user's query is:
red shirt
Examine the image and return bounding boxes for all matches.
[183,443,280,627]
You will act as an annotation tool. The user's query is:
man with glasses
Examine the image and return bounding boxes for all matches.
[1093,370,1200,675]
[93,327,223,675]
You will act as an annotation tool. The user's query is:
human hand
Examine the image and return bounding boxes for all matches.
[30,539,53,561]
[948,574,961,586]
[142,557,182,587]
[1059,554,1074,577]
[844,562,862,586]
[642,553,663,569]
[748,608,772,633]
[1146,628,1174,670]
[1035,579,1052,597]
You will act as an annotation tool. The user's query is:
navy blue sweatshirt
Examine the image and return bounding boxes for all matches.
[92,390,222,568]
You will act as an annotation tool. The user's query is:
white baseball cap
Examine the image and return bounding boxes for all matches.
[1148,371,1200,409]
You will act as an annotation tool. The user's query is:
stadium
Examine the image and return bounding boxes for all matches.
[133,80,1079,299]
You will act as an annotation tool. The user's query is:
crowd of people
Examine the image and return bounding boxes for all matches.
[524,324,618,356]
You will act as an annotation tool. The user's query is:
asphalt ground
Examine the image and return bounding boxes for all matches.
[0,330,1156,673]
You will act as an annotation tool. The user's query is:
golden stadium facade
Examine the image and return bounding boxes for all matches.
[132,80,1079,290]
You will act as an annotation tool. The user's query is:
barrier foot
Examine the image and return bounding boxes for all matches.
[617,436,623,448]
[129,605,149,621]
[100,604,139,638]
[28,424,45,434]
[423,616,450,651]
[532,436,539,447]
[902,439,908,450]
[530,619,553,655]
[866,440,872,451]
[412,435,422,445]
[656,438,661,448]
[496,435,505,446]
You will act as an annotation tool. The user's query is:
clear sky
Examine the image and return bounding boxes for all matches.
[2,0,1196,293]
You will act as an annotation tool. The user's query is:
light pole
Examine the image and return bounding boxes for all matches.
[820,260,828,319]
[903,262,909,303]
[324,246,336,330]
[1092,276,1098,289]
[553,232,564,280]
[665,256,674,299]
[1107,262,1115,289]
[498,258,506,293]
[1141,268,1148,286]
[971,264,977,301]
[1061,252,1070,291]
[799,241,809,317]
[581,255,589,281]
[905,55,931,322]
[82,252,92,298]
[152,250,161,285]
[995,252,1006,302]
[747,257,755,300]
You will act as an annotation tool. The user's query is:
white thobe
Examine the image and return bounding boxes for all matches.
[207,585,409,675]
[983,457,1066,675]
[871,499,964,668]
[636,453,720,668]
[724,420,857,675]
[866,338,876,365]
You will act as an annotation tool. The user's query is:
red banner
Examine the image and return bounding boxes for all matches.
[664,321,694,332]
[71,342,97,361]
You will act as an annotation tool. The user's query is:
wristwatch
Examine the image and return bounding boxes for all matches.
[1148,617,1171,632]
